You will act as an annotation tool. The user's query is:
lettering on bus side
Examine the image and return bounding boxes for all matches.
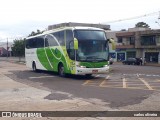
[26,52,35,55]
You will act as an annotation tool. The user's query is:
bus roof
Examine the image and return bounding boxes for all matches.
[48,22,110,30]
[26,26,105,39]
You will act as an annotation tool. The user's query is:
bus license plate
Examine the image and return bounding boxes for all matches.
[92,70,98,73]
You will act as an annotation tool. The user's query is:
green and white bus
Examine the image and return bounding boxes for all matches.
[25,25,113,77]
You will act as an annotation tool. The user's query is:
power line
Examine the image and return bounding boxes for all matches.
[103,11,159,24]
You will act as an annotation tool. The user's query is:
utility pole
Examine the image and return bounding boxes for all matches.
[7,38,8,58]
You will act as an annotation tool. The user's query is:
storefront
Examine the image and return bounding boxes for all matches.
[126,51,136,59]
[145,52,159,63]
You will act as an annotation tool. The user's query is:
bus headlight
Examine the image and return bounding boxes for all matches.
[77,65,86,68]
[103,65,109,67]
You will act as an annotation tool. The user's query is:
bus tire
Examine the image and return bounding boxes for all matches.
[32,62,37,72]
[58,63,65,77]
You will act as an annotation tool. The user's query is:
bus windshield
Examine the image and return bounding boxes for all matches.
[74,30,109,62]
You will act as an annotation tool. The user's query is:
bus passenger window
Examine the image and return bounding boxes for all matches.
[53,31,65,46]
[66,30,73,49]
[45,38,49,47]
[36,37,44,48]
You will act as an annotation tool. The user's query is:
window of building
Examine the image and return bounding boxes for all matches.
[141,35,156,45]
[117,37,122,43]
[145,52,159,63]
[129,37,135,45]
[126,51,136,59]
[156,36,160,45]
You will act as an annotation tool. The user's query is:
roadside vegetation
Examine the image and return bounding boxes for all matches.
[11,29,43,61]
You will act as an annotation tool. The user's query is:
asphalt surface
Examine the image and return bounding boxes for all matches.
[1,60,160,120]
[5,63,160,108]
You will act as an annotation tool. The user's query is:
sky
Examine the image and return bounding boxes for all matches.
[0,0,160,42]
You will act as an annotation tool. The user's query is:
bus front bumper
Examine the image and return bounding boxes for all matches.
[76,65,110,75]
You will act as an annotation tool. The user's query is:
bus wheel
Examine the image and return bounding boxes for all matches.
[58,64,65,77]
[32,62,37,72]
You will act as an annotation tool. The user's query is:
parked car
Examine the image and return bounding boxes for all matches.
[122,58,140,65]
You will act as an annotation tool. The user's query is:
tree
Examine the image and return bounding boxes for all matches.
[29,31,36,36]
[28,29,44,37]
[135,22,150,28]
[12,39,25,61]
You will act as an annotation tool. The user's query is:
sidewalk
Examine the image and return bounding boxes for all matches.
[144,63,160,67]
[0,61,113,119]
[114,62,160,67]
[0,57,25,64]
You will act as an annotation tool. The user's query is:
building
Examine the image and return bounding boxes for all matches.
[116,30,137,61]
[0,42,13,57]
[107,28,160,65]
[136,29,160,64]
[0,47,8,57]
[48,22,110,30]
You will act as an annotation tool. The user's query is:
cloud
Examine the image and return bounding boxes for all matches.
[0,20,57,41]
[0,0,160,40]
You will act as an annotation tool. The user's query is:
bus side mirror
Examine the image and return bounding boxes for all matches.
[108,38,115,50]
[74,38,78,50]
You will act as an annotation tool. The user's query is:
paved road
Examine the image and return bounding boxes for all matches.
[4,61,160,108]
[1,61,160,119]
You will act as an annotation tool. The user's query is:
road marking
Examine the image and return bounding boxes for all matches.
[127,84,146,85]
[99,80,106,87]
[123,78,127,88]
[29,76,55,79]
[156,79,160,82]
[99,75,110,87]
[127,86,150,90]
[106,81,122,83]
[105,75,110,80]
[139,78,153,90]
[82,75,159,91]
[82,80,92,85]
